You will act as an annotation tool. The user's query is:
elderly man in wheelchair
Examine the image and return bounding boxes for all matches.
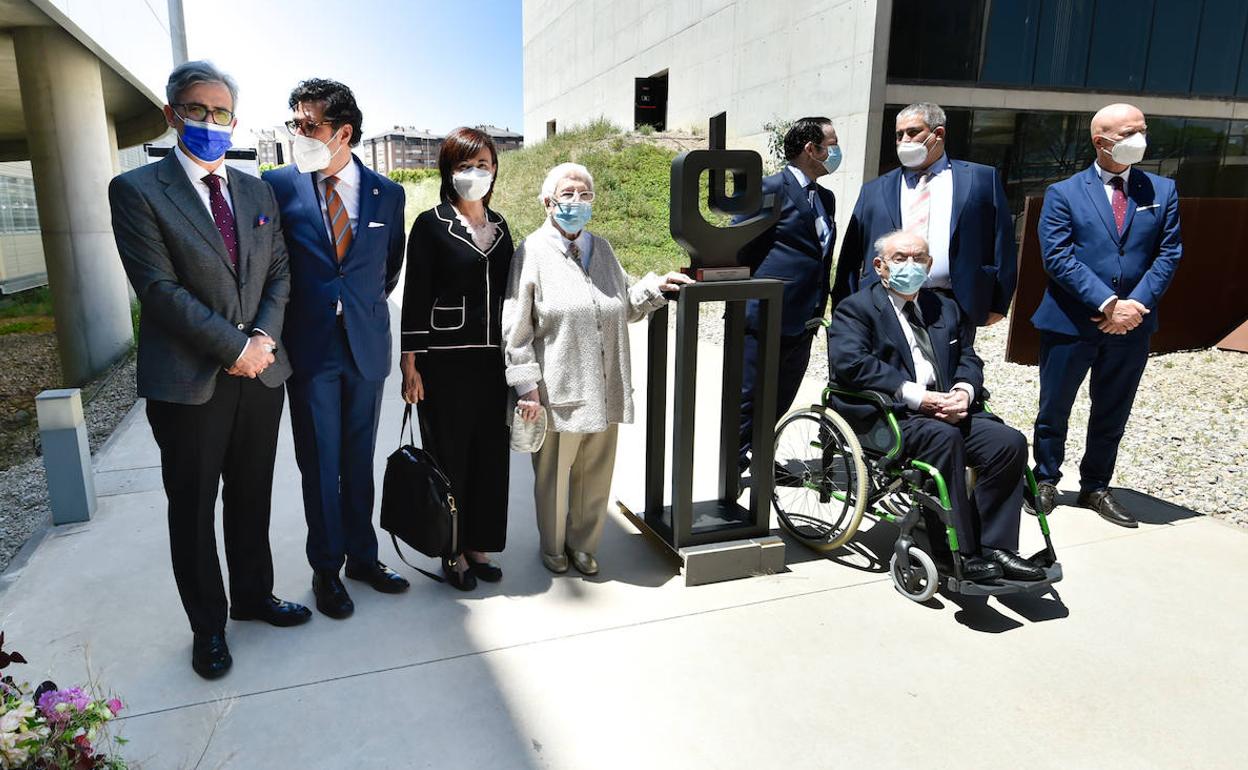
[772,229,1059,602]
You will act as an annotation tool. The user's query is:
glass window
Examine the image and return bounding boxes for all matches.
[1084,0,1151,92]
[1032,0,1095,88]
[1143,2,1200,94]
[1172,119,1228,196]
[1191,0,1248,96]
[981,0,1041,85]
[887,0,985,82]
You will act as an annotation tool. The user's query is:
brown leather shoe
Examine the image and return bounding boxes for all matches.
[1025,481,1058,516]
[1077,488,1137,528]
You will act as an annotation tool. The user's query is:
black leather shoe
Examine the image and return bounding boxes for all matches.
[1025,481,1058,516]
[1078,488,1137,528]
[960,555,1004,584]
[230,595,312,627]
[312,572,355,619]
[442,557,477,592]
[467,557,502,583]
[191,633,231,679]
[345,561,411,594]
[984,548,1046,581]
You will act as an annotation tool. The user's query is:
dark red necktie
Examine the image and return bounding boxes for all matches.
[1109,175,1127,234]
[202,173,239,268]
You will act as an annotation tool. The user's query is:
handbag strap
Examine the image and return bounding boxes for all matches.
[390,533,445,583]
[400,404,417,446]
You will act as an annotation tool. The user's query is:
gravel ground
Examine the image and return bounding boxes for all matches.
[696,301,1248,527]
[0,349,137,573]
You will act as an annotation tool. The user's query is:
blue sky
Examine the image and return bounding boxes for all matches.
[184,0,523,137]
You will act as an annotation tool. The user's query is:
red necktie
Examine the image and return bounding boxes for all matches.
[1110,176,1127,234]
[202,173,238,269]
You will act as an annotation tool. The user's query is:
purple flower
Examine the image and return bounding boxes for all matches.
[36,687,89,723]
[106,698,123,716]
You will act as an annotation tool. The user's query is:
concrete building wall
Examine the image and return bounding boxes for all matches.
[35,0,172,101]
[523,0,892,236]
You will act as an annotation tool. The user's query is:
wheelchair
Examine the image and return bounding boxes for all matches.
[771,384,1063,603]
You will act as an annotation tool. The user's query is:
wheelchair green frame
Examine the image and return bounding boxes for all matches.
[772,383,1062,599]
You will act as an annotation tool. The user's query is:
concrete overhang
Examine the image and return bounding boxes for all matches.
[0,0,168,161]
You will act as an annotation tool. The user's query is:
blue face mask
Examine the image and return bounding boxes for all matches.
[179,117,234,163]
[821,145,842,174]
[552,201,592,234]
[886,259,928,295]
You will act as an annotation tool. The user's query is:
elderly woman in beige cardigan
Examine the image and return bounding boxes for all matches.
[502,162,692,575]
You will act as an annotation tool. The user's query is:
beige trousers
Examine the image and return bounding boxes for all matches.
[531,425,619,556]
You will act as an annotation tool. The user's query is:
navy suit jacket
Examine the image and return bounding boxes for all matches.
[826,282,983,430]
[1032,164,1182,339]
[833,158,1015,326]
[264,157,406,381]
[736,167,836,337]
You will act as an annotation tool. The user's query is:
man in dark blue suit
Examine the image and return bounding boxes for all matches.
[264,79,409,617]
[1031,103,1182,527]
[827,230,1043,583]
[736,117,840,473]
[833,102,1015,328]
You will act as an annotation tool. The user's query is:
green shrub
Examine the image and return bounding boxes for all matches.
[0,287,53,319]
[388,168,440,185]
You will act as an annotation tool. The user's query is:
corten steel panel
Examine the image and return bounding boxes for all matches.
[1005,196,1248,365]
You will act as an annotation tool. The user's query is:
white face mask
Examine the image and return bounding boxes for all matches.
[453,167,494,201]
[1101,132,1146,166]
[896,131,935,169]
[292,131,342,174]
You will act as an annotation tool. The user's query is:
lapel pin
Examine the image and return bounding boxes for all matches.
[373,188,379,195]
[257,215,269,226]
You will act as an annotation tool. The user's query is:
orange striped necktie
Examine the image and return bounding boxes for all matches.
[325,175,352,261]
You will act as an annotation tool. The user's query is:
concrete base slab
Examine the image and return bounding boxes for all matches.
[678,534,785,586]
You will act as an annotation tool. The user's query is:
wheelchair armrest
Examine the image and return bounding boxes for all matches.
[822,385,904,460]
[823,385,894,414]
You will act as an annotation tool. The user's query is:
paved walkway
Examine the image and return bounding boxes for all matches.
[2,311,1246,769]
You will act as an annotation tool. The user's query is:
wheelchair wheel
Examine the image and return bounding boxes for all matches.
[772,406,868,551]
[890,546,938,602]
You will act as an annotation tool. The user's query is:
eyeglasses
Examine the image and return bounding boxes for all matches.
[285,118,331,135]
[884,253,929,265]
[554,190,595,203]
[173,103,234,126]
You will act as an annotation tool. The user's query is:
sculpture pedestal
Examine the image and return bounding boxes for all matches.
[617,279,785,585]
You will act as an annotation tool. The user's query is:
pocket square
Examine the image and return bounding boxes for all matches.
[368,221,385,228]
[256,215,270,226]
[1136,204,1159,211]
[949,338,958,345]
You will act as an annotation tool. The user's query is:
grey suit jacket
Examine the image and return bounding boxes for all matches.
[109,152,292,405]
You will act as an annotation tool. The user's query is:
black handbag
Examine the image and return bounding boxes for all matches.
[380,405,458,582]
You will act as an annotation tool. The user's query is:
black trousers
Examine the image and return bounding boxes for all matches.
[899,412,1027,556]
[738,330,814,467]
[147,372,285,635]
[417,348,510,553]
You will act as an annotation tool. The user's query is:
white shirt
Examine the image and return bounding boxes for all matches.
[172,146,261,364]
[1091,161,1130,310]
[899,152,953,288]
[788,166,832,255]
[174,145,233,217]
[315,157,360,240]
[885,290,975,411]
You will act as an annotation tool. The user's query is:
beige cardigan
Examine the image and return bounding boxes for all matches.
[502,221,667,434]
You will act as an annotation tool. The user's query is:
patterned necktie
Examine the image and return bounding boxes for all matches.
[202,173,238,269]
[903,300,944,390]
[1109,175,1127,234]
[567,240,586,272]
[325,176,353,261]
[906,172,931,239]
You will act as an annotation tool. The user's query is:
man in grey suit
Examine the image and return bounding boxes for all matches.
[109,61,310,680]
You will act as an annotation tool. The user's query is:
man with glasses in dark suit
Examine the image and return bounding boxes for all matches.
[110,61,310,680]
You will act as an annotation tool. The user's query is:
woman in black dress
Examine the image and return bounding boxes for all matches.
[400,127,513,590]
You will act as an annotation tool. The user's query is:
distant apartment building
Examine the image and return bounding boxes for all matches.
[359,128,444,174]
[358,125,525,174]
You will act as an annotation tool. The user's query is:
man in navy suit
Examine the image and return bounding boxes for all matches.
[1030,103,1182,527]
[827,230,1043,583]
[264,79,409,618]
[833,102,1015,327]
[736,117,840,474]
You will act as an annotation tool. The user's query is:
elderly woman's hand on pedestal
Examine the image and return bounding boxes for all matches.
[659,271,696,294]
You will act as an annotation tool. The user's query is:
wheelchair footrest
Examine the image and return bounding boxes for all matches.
[946,562,1063,597]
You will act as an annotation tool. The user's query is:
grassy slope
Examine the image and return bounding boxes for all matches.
[402,121,688,277]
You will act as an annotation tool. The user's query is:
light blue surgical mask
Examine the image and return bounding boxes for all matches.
[178,116,233,163]
[552,201,592,234]
[886,259,928,295]
[821,145,842,174]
